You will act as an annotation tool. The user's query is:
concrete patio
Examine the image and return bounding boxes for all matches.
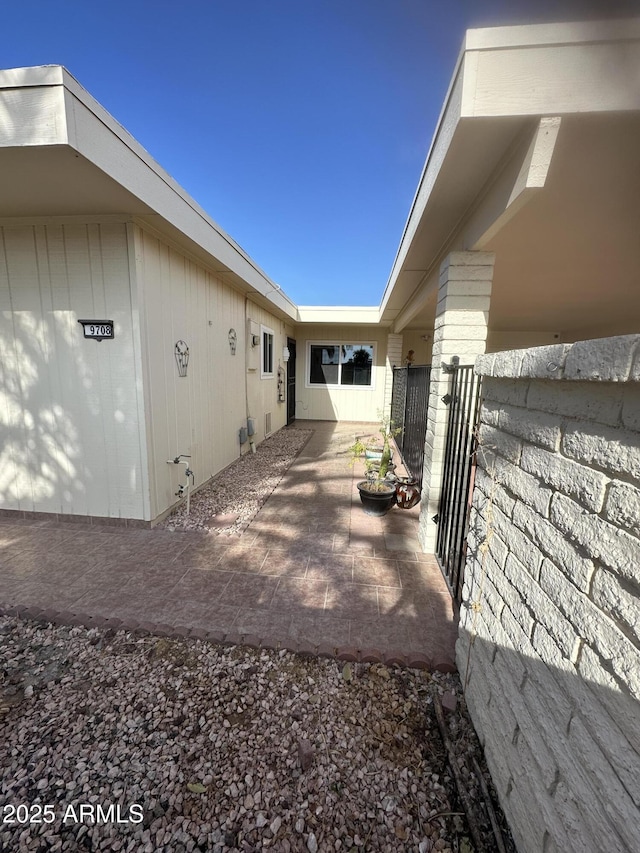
[0,422,458,670]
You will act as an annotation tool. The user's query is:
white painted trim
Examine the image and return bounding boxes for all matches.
[0,65,66,87]
[305,340,377,391]
[0,214,131,227]
[296,305,381,324]
[125,222,153,521]
[381,61,465,310]
[260,324,275,379]
[464,18,640,51]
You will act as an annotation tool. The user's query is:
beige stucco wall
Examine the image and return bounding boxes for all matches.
[0,221,148,519]
[294,324,389,422]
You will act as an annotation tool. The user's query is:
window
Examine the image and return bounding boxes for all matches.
[308,342,374,388]
[261,325,274,378]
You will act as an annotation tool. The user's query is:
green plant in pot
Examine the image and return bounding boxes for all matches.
[350,417,400,516]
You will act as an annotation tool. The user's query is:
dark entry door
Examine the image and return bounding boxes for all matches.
[286,338,296,424]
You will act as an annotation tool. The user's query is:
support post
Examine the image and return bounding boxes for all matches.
[418,251,495,553]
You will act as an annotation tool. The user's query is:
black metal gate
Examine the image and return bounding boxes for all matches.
[435,360,483,602]
[391,365,431,487]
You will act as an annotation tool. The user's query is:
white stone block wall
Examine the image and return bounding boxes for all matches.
[457,335,640,853]
[419,251,494,551]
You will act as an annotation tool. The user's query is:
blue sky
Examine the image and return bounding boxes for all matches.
[2,0,631,305]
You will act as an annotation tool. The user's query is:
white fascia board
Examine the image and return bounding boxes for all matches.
[59,69,296,316]
[0,64,66,87]
[379,44,466,317]
[0,66,68,147]
[464,18,640,51]
[0,65,296,320]
[296,306,381,325]
[461,20,640,117]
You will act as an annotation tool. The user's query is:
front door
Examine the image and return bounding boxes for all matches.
[286,337,296,424]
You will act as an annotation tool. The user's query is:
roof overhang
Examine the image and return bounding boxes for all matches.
[0,65,298,322]
[296,306,382,325]
[380,17,640,337]
[2,17,639,339]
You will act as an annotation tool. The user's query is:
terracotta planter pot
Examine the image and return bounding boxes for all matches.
[395,480,421,510]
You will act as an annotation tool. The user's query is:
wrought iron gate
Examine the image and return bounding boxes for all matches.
[391,365,431,487]
[435,360,483,602]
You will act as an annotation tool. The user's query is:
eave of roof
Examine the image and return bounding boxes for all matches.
[0,64,298,323]
[2,15,638,331]
[378,16,640,329]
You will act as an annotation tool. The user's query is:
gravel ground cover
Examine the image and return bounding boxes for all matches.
[0,617,514,853]
[158,429,314,534]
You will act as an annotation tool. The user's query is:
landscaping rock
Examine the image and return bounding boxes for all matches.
[0,616,514,852]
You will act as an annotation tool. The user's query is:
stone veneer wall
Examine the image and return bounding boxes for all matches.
[457,335,640,853]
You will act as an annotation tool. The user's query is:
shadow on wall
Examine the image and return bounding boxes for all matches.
[456,628,640,853]
[293,374,339,422]
[0,309,142,517]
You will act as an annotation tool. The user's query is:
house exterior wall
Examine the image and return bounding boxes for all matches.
[244,299,293,440]
[132,225,290,522]
[295,324,389,422]
[0,220,149,520]
[383,333,403,418]
[401,330,432,366]
[458,335,640,853]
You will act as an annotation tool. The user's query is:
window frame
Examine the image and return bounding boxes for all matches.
[305,340,376,390]
[260,325,275,379]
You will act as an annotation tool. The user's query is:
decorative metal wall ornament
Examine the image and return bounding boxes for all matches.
[174,340,190,377]
[228,328,237,355]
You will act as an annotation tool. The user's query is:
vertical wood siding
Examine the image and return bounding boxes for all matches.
[244,300,293,441]
[134,227,290,520]
[0,221,148,518]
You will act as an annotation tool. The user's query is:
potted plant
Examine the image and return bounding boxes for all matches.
[349,417,399,516]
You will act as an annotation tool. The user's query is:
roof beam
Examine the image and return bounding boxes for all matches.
[466,116,561,250]
[392,267,439,333]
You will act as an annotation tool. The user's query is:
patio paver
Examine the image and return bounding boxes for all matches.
[0,421,458,670]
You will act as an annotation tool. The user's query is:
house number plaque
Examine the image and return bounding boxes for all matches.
[78,319,114,341]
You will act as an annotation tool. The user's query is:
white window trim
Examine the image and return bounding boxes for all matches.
[260,324,275,379]
[305,340,376,390]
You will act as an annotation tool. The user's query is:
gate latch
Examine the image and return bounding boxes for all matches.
[441,356,460,374]
[432,514,440,524]
[441,394,452,405]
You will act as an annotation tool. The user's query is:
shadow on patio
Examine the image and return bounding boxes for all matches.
[0,421,458,670]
